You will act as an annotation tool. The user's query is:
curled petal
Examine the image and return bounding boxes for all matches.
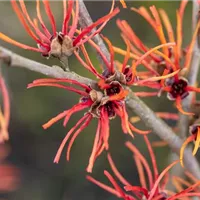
[107,153,131,186]
[62,0,73,35]
[124,186,148,198]
[42,0,56,37]
[73,7,120,46]
[54,113,92,163]
[192,127,200,156]
[134,92,158,97]
[135,70,179,85]
[175,96,194,116]
[104,170,127,199]
[180,134,196,167]
[102,36,115,74]
[159,8,175,43]
[129,122,150,135]
[132,42,175,70]
[86,175,121,198]
[109,90,129,101]
[125,141,153,189]
[0,33,43,52]
[43,110,68,129]
[86,119,102,173]
[29,78,91,90]
[66,114,92,161]
[120,0,127,8]
[147,160,179,200]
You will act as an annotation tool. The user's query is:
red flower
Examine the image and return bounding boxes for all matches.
[27,76,149,172]
[75,34,177,98]
[0,0,119,59]
[116,0,200,115]
[87,135,200,200]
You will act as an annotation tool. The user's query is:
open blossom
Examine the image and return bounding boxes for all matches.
[26,34,180,172]
[0,75,10,143]
[27,76,150,173]
[115,0,200,115]
[75,35,178,98]
[0,0,119,60]
[87,135,200,200]
[180,105,200,167]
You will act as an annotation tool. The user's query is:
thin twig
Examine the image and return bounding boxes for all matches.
[126,91,200,179]
[179,0,200,140]
[78,0,110,67]
[0,1,200,179]
[77,0,200,178]
[0,47,96,88]
[1,45,200,178]
[168,0,200,188]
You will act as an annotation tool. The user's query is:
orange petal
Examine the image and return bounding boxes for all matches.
[135,69,179,85]
[132,42,175,70]
[159,8,175,43]
[192,127,200,156]
[102,36,115,74]
[176,96,194,116]
[180,134,196,167]
[120,0,127,8]
[86,175,121,198]
[107,153,130,186]
[148,160,179,199]
[0,33,42,52]
[42,0,56,36]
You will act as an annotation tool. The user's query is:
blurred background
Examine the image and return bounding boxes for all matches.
[0,1,195,199]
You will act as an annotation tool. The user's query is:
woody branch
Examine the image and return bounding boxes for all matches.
[0,0,200,179]
[179,0,200,140]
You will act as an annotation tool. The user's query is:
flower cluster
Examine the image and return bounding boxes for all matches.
[1,0,200,198]
[0,0,119,68]
[87,136,200,200]
[116,0,200,115]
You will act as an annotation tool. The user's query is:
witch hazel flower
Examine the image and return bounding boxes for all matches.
[87,135,200,200]
[0,0,119,65]
[26,34,176,172]
[27,73,149,173]
[75,34,177,98]
[116,0,200,115]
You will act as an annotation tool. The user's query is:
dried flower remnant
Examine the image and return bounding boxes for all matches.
[27,76,149,173]
[87,136,200,200]
[0,0,119,68]
[116,0,200,115]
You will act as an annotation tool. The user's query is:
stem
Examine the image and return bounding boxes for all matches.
[77,0,110,68]
[171,0,200,184]
[0,0,200,179]
[78,0,200,179]
[126,91,200,179]
[0,46,96,88]
[179,0,200,139]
